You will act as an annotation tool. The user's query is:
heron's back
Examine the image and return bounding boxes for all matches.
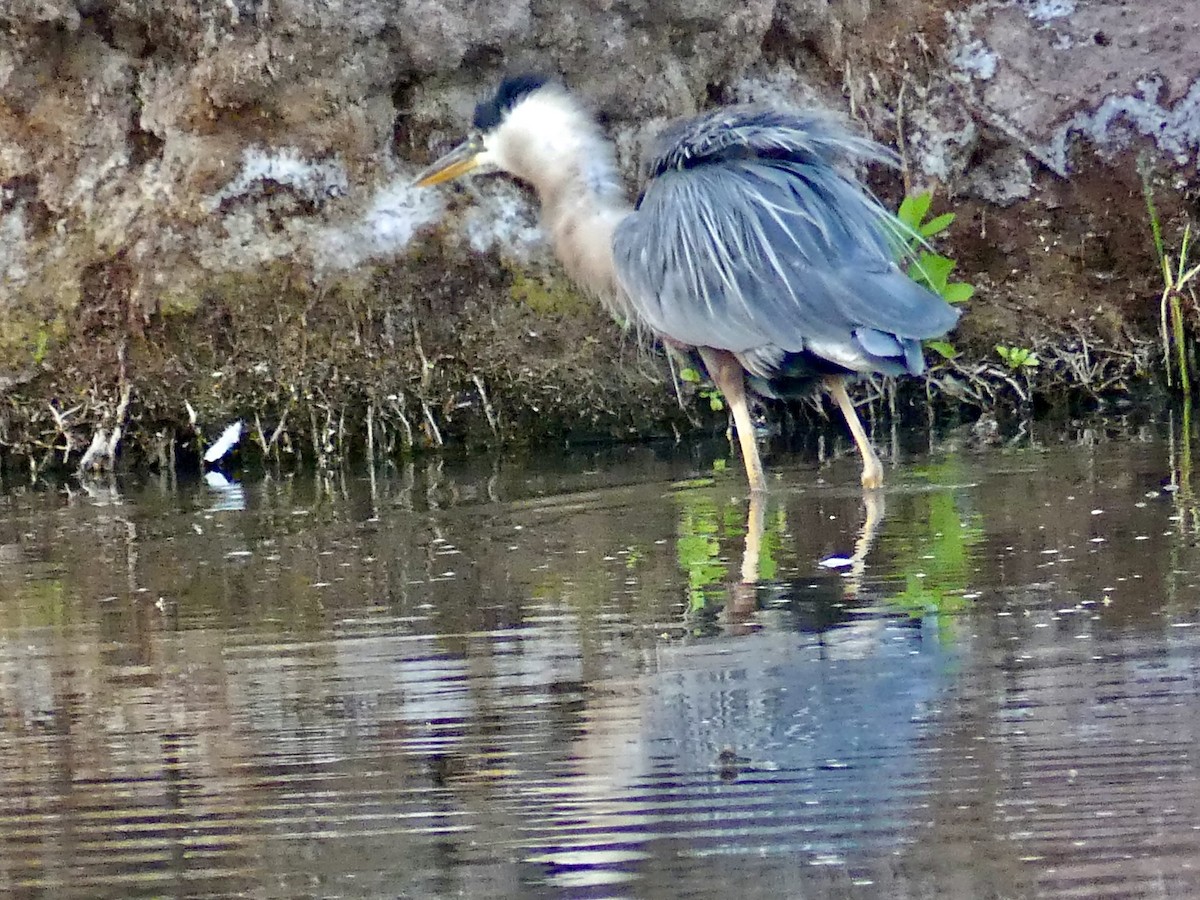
[611,106,959,390]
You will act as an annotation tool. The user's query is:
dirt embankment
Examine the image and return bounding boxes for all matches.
[0,0,1196,470]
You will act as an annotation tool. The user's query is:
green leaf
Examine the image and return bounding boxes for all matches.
[897,192,932,230]
[941,282,975,303]
[894,192,973,310]
[910,253,956,290]
[712,458,727,472]
[926,340,959,360]
[996,345,1039,370]
[923,253,957,281]
[709,395,725,412]
[919,212,956,238]
[679,366,701,383]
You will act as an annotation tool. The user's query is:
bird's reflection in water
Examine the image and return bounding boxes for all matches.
[728,490,886,629]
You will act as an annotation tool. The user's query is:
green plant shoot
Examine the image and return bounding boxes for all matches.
[896,192,975,306]
[679,365,725,411]
[995,345,1040,370]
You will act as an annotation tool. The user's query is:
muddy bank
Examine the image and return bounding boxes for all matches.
[0,0,1196,469]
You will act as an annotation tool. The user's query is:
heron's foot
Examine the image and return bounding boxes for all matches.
[860,459,884,491]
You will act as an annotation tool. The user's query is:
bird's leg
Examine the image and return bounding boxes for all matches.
[825,376,883,490]
[698,347,766,494]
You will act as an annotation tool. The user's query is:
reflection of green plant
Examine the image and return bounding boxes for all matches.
[9,577,69,627]
[757,507,786,582]
[679,366,725,412]
[995,344,1040,371]
[674,492,788,610]
[677,493,727,611]
[886,463,983,629]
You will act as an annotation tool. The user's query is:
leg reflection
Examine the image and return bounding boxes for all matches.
[739,490,884,591]
[843,490,886,600]
[727,492,767,625]
[740,491,767,585]
[731,489,887,623]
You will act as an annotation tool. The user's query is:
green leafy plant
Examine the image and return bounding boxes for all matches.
[995,345,1040,371]
[679,366,725,412]
[896,192,976,305]
[1143,172,1199,397]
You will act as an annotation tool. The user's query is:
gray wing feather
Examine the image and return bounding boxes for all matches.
[612,107,960,376]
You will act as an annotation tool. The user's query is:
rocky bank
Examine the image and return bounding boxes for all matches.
[0,0,1197,470]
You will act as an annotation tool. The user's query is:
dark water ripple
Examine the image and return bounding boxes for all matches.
[4,423,1200,897]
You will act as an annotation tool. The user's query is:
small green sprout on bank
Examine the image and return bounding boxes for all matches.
[33,328,50,366]
[995,345,1040,371]
[679,365,725,411]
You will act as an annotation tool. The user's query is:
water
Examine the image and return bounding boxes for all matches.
[3,418,1200,898]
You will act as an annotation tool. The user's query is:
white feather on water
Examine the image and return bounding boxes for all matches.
[819,556,854,569]
[204,420,244,463]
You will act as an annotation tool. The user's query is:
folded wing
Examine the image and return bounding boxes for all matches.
[612,107,960,379]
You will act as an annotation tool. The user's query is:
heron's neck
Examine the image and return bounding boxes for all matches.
[527,145,635,320]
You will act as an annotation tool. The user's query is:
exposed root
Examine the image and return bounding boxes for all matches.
[366,403,376,461]
[925,331,1153,409]
[47,401,82,463]
[420,398,443,447]
[471,373,499,438]
[390,393,415,450]
[79,382,132,473]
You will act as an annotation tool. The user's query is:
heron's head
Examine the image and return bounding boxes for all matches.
[414,74,602,189]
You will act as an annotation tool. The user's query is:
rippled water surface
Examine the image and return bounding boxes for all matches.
[5,418,1200,898]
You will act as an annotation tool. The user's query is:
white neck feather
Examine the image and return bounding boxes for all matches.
[487,89,636,321]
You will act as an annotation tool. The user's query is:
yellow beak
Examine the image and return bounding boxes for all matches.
[412,137,483,187]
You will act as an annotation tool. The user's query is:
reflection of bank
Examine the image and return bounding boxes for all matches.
[520,615,956,891]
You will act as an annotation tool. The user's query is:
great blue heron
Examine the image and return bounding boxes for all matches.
[415,75,959,492]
